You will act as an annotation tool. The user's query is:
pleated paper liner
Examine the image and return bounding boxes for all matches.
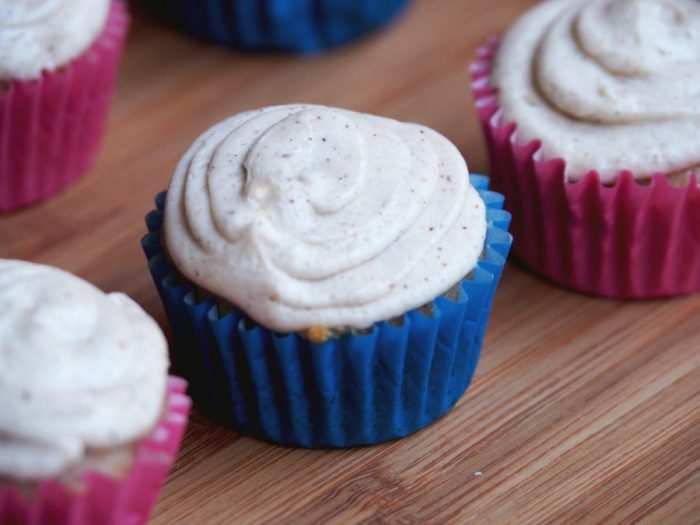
[470,38,700,299]
[0,1,129,213]
[139,0,409,52]
[0,377,190,525]
[142,175,512,448]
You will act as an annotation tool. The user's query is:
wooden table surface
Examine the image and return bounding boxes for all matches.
[2,1,700,523]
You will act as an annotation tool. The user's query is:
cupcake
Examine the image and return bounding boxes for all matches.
[0,260,190,525]
[471,0,700,299]
[142,104,512,448]
[0,0,129,213]
[139,0,409,52]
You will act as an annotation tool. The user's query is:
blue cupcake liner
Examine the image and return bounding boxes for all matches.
[142,175,512,447]
[139,0,410,52]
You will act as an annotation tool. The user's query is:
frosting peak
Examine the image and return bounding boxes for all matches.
[0,0,110,80]
[0,260,169,480]
[165,105,487,332]
[493,0,700,182]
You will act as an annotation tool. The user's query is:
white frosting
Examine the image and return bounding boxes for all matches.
[0,0,110,80]
[0,260,169,481]
[493,0,700,183]
[165,105,487,332]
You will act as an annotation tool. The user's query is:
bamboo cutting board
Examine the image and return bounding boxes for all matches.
[1,1,699,523]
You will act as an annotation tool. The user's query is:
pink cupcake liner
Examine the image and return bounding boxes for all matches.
[0,1,129,213]
[470,38,700,299]
[0,376,191,525]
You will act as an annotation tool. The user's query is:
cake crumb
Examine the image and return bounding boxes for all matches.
[302,326,331,343]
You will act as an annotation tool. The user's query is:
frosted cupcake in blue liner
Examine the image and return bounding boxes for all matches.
[139,0,409,52]
[142,104,512,447]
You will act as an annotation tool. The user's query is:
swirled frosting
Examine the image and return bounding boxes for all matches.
[492,0,700,183]
[0,0,110,80]
[0,260,169,481]
[165,105,487,332]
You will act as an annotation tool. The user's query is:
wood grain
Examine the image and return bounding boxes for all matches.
[1,1,699,523]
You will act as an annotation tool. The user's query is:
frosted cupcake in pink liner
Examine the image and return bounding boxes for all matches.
[0,260,190,525]
[0,0,129,213]
[471,0,700,299]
